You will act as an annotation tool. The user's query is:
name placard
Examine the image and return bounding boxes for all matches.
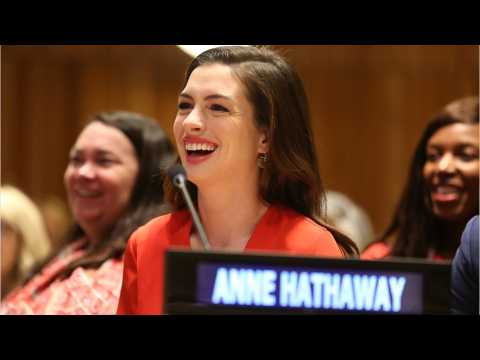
[197,263,423,314]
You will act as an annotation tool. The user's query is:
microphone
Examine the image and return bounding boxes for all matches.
[168,164,211,250]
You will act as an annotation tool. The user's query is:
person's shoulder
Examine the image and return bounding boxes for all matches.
[272,205,331,235]
[270,205,341,256]
[462,215,479,246]
[130,210,190,246]
[451,215,479,315]
[458,215,479,263]
[361,241,391,260]
[142,210,190,230]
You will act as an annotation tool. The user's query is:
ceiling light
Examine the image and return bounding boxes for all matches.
[177,45,250,58]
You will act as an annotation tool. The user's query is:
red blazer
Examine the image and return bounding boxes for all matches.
[117,205,343,314]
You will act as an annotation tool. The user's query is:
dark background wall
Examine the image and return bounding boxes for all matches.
[2,45,478,237]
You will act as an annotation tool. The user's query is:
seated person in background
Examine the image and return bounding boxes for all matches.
[1,185,51,299]
[450,215,479,315]
[117,46,359,315]
[1,111,176,314]
[362,97,479,260]
[324,190,375,253]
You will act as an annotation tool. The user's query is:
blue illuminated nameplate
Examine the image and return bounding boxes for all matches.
[196,263,423,314]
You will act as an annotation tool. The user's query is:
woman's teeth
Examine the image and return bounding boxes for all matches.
[434,186,460,195]
[76,189,100,197]
[185,143,216,151]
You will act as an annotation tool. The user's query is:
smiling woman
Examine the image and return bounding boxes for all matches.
[64,121,140,245]
[0,111,176,314]
[117,46,359,315]
[423,123,479,222]
[173,63,265,191]
[362,96,479,260]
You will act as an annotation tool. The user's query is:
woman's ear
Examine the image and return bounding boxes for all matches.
[258,130,269,154]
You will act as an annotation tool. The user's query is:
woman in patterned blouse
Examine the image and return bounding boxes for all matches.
[1,111,176,314]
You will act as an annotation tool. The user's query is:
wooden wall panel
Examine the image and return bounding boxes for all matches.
[1,56,24,188]
[76,62,114,128]
[2,45,478,237]
[277,45,478,234]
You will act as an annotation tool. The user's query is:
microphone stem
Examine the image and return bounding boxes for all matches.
[178,182,211,250]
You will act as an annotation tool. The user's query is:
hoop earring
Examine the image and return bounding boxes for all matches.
[257,153,268,168]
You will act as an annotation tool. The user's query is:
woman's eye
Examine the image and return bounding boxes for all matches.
[426,152,440,162]
[457,145,479,161]
[458,152,479,161]
[69,156,83,166]
[177,102,192,110]
[97,158,114,166]
[210,104,229,112]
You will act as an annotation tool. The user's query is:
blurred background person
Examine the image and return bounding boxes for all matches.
[324,190,375,253]
[1,111,176,314]
[362,96,479,260]
[450,215,479,315]
[1,185,52,299]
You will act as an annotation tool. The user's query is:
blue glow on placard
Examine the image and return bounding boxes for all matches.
[211,268,277,306]
[197,264,422,314]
